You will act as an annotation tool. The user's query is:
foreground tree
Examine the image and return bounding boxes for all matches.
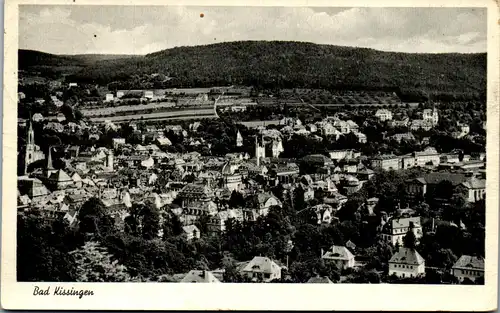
[70,241,140,282]
[17,213,76,282]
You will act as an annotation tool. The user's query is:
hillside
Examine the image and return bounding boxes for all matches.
[18,50,136,78]
[20,41,487,101]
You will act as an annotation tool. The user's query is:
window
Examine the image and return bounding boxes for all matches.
[264,273,270,279]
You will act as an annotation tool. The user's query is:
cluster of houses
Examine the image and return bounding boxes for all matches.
[167,242,484,283]
[375,108,439,131]
[17,110,486,283]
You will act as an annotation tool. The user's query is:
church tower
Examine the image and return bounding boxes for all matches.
[236,130,243,147]
[105,150,114,172]
[44,146,57,178]
[255,135,265,166]
[24,119,35,175]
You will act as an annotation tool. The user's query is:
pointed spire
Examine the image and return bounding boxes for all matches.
[28,112,33,131]
[47,146,54,170]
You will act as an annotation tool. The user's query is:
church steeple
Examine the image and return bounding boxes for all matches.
[23,115,36,175]
[47,146,54,170]
[27,117,34,146]
[236,130,243,147]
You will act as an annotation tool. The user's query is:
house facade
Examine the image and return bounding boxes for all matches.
[451,255,484,283]
[240,256,282,282]
[388,247,426,278]
[370,154,401,171]
[381,217,423,246]
[321,245,355,269]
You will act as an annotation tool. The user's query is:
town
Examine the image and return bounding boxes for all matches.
[17,77,486,284]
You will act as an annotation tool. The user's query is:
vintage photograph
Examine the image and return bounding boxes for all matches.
[14,5,490,286]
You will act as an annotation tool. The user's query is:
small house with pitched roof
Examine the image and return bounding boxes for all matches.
[451,255,484,283]
[389,247,425,278]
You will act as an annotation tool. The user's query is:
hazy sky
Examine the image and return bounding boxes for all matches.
[19,6,487,55]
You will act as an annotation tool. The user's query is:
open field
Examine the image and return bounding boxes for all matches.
[90,108,217,123]
[81,102,178,117]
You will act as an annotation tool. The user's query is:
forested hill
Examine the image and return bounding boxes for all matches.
[21,41,487,100]
[18,50,137,78]
[19,49,83,69]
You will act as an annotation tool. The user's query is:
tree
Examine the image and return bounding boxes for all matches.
[126,202,161,240]
[70,241,139,282]
[78,197,114,237]
[229,190,245,208]
[289,258,340,283]
[17,213,77,282]
[403,225,417,249]
[162,213,184,239]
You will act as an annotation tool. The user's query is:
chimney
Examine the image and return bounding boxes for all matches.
[321,248,324,257]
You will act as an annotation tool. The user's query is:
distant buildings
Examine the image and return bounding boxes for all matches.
[423,108,439,126]
[375,109,393,121]
[407,172,485,202]
[370,154,400,171]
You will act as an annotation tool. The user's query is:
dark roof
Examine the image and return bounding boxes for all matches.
[301,154,333,165]
[415,172,468,186]
[452,255,484,270]
[389,247,425,265]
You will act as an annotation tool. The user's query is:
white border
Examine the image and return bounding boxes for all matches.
[2,0,499,310]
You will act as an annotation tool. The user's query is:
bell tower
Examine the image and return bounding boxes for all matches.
[24,118,35,175]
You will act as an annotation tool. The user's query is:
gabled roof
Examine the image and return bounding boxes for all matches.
[180,270,221,283]
[415,172,467,186]
[390,217,421,230]
[307,276,334,283]
[241,256,281,274]
[462,177,486,189]
[322,245,355,261]
[256,192,280,207]
[301,154,333,165]
[452,255,484,270]
[49,169,73,182]
[389,247,425,265]
[178,183,213,199]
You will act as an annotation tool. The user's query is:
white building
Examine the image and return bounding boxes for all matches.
[240,256,282,282]
[413,147,440,167]
[105,93,114,102]
[182,225,201,241]
[321,245,355,269]
[112,138,126,149]
[180,270,221,283]
[375,109,393,121]
[461,177,486,203]
[451,255,484,283]
[423,108,439,126]
[143,90,154,99]
[381,217,423,246]
[389,247,426,278]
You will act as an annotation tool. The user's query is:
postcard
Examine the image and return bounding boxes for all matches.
[2,0,498,310]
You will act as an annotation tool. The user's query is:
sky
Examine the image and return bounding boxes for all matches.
[19,6,487,55]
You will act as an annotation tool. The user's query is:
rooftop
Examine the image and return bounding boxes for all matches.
[389,247,425,265]
[452,255,485,270]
